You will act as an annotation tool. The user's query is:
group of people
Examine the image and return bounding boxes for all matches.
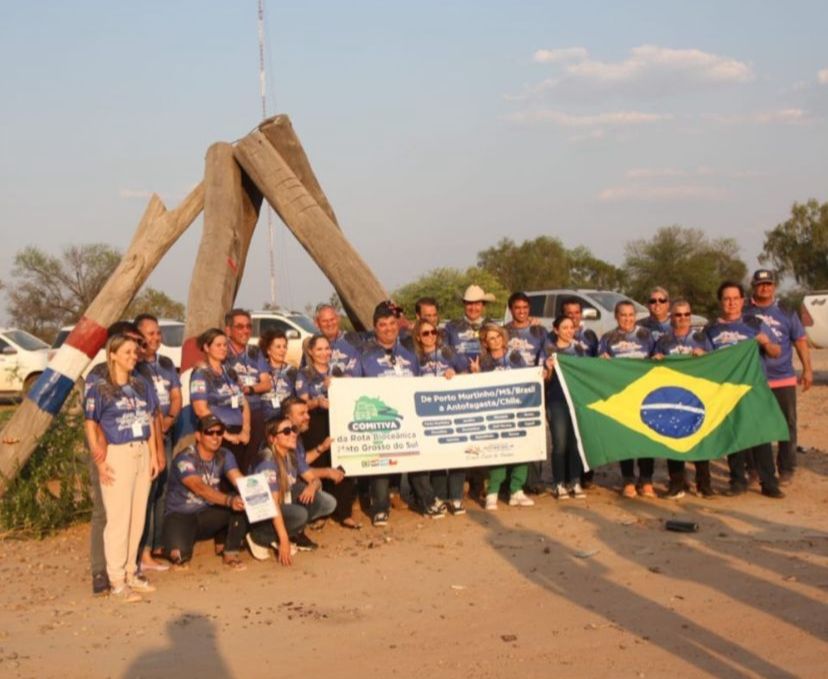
[83,269,812,602]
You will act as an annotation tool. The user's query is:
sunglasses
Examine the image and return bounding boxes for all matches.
[649,297,669,304]
[276,425,299,436]
[419,330,438,337]
[203,428,225,437]
[672,312,691,318]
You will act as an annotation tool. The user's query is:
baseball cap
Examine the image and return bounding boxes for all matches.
[751,269,777,286]
[197,415,224,433]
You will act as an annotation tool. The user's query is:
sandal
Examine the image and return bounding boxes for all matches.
[340,519,362,531]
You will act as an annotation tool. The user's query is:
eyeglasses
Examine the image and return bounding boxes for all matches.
[672,312,691,318]
[203,429,225,437]
[276,425,299,436]
[648,297,669,304]
[233,323,252,329]
[419,330,438,337]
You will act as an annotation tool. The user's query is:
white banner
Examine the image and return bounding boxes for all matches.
[330,367,547,476]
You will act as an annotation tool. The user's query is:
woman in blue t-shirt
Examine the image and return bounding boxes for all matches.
[544,316,587,500]
[84,334,161,603]
[294,334,358,528]
[471,323,534,511]
[259,329,297,423]
[190,328,251,469]
[412,319,469,516]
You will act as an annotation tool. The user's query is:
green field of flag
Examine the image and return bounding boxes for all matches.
[555,341,789,469]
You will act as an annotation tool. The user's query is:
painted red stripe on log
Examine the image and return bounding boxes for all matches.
[227,257,238,273]
[65,316,108,358]
[180,337,205,373]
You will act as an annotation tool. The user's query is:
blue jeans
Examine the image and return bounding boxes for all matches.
[548,400,583,485]
[139,432,174,556]
[430,469,466,502]
[369,475,391,516]
[249,482,336,544]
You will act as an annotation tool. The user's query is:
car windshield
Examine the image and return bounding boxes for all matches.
[285,314,317,334]
[160,324,184,347]
[5,329,50,351]
[589,292,647,313]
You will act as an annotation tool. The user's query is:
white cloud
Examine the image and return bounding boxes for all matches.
[506,110,672,127]
[598,185,728,202]
[818,68,828,84]
[704,108,808,125]
[533,47,588,64]
[521,44,753,98]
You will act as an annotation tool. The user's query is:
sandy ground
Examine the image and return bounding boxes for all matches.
[0,352,826,679]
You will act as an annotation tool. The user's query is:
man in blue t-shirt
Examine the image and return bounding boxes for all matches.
[360,302,421,527]
[135,313,182,573]
[637,286,673,343]
[444,284,495,360]
[599,301,656,498]
[225,309,272,474]
[705,281,784,498]
[162,415,247,568]
[314,303,364,377]
[653,299,715,499]
[745,269,813,485]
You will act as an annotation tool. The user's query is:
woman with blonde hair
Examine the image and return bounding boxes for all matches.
[85,334,161,603]
[470,323,533,511]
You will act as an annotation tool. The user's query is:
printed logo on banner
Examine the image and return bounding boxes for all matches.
[348,396,403,432]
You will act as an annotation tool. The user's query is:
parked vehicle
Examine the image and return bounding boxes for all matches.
[50,319,185,374]
[249,309,317,367]
[801,291,828,349]
[504,289,705,337]
[0,328,50,398]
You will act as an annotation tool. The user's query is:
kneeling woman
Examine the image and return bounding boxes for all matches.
[248,417,337,557]
[471,323,534,511]
[85,333,161,603]
[162,415,248,570]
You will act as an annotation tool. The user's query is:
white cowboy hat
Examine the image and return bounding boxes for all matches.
[462,284,496,303]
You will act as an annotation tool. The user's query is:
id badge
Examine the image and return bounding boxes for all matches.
[231,395,240,409]
[393,361,404,376]
[270,397,279,408]
[131,422,144,437]
[244,375,256,387]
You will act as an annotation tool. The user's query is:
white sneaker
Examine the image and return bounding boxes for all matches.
[111,585,142,604]
[554,483,570,500]
[485,493,499,511]
[571,482,586,499]
[273,541,298,557]
[509,490,535,507]
[127,575,156,593]
[246,533,271,560]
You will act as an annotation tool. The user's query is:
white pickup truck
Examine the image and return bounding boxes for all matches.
[801,291,828,348]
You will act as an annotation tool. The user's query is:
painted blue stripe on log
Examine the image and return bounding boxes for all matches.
[27,368,76,416]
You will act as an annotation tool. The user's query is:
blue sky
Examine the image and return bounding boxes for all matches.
[1,1,827,323]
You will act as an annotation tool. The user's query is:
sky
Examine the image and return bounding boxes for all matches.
[1,1,827,325]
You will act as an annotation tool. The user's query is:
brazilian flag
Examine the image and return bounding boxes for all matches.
[555,341,789,469]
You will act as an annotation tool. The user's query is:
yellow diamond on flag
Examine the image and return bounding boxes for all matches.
[587,366,752,453]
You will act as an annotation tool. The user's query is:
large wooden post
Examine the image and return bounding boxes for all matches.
[234,130,388,330]
[258,116,367,330]
[180,143,263,371]
[0,185,205,495]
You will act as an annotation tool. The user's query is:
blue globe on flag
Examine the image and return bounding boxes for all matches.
[640,387,705,439]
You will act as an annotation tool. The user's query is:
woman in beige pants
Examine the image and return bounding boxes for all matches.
[85,334,160,603]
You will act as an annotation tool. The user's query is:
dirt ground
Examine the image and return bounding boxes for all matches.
[0,352,826,679]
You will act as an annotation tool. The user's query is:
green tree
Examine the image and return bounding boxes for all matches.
[623,226,746,317]
[4,243,186,341]
[477,237,569,291]
[127,287,185,321]
[760,199,828,289]
[393,267,509,322]
[567,245,627,290]
[4,244,121,341]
